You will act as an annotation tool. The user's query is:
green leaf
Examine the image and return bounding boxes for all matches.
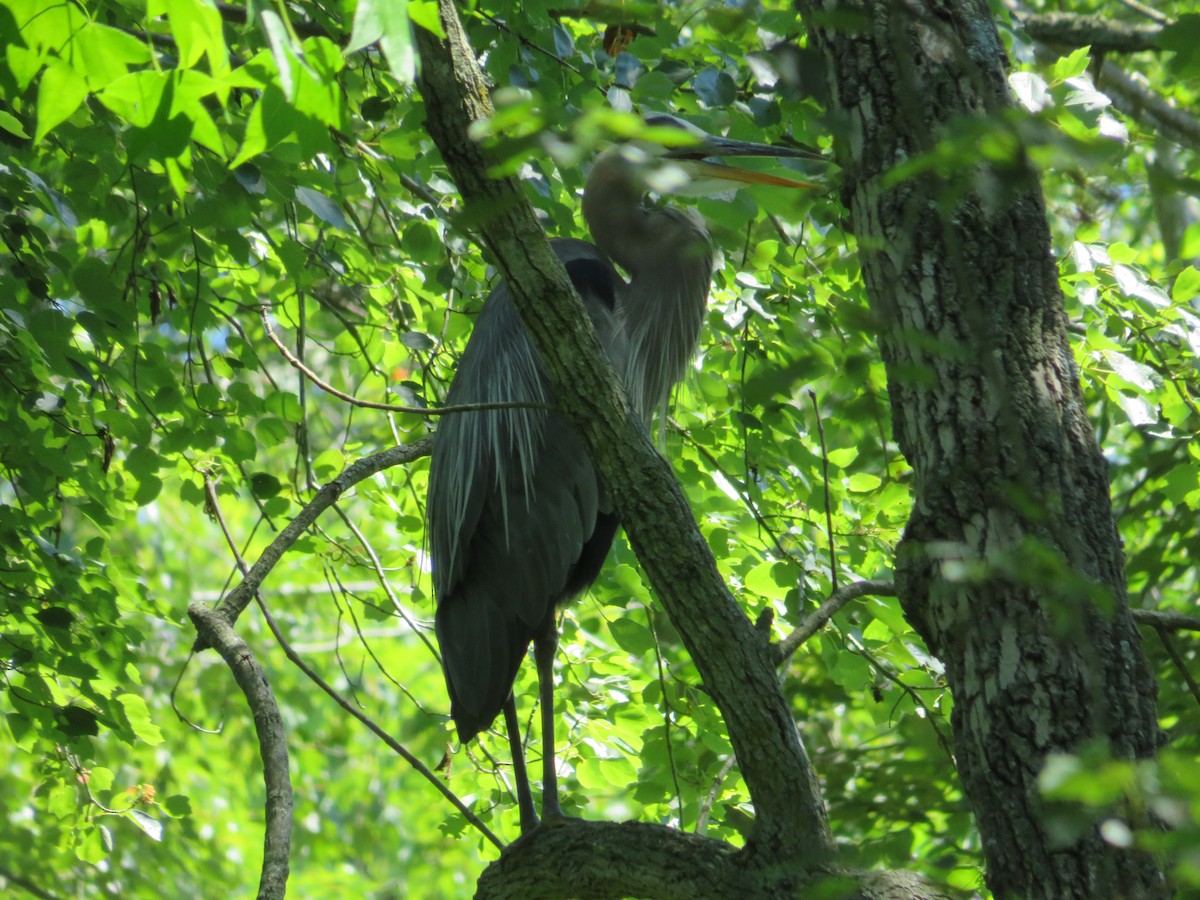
[259,9,299,99]
[0,109,31,138]
[408,1,444,38]
[75,826,109,864]
[1172,266,1200,304]
[827,447,858,468]
[117,694,164,745]
[609,618,655,656]
[1101,350,1157,392]
[36,61,89,141]
[129,809,164,842]
[1053,46,1092,83]
[88,767,115,792]
[347,0,420,83]
[845,472,882,493]
[164,0,230,75]
[58,705,100,738]
[249,472,283,498]
[72,22,152,89]
[34,607,74,629]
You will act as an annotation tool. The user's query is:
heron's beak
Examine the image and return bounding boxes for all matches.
[665,135,822,192]
[683,159,816,190]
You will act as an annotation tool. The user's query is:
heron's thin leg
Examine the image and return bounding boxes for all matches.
[533,627,564,821]
[503,696,538,833]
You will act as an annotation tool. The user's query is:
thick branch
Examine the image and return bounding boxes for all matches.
[1096,58,1200,151]
[1132,607,1200,632]
[1021,13,1164,52]
[474,821,958,900]
[413,0,833,872]
[187,604,292,900]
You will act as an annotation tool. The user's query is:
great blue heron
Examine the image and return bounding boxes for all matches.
[427,115,815,833]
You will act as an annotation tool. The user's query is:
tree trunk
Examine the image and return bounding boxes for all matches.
[797,2,1166,897]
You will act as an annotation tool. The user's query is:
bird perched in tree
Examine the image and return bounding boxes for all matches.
[426,114,816,832]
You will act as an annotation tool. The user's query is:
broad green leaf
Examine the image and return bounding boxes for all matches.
[347,0,417,83]
[1052,46,1092,83]
[35,61,89,141]
[0,109,31,138]
[117,694,163,746]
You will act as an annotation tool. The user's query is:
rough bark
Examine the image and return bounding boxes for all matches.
[796,2,1166,898]
[473,821,961,900]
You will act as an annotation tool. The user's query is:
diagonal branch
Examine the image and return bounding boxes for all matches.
[411,0,833,872]
[200,440,432,637]
[775,580,898,664]
[1021,13,1165,53]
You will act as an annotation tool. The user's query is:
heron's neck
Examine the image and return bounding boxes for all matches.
[580,153,651,276]
[581,154,713,420]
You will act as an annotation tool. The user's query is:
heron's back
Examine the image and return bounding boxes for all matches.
[427,241,627,740]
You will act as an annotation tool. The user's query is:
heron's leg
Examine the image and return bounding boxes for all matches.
[532,626,564,821]
[502,696,539,834]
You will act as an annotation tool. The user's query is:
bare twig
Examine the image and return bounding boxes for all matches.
[199,440,433,635]
[260,304,549,416]
[1131,608,1200,632]
[195,465,502,851]
[252,595,505,850]
[1153,626,1200,708]
[0,866,60,900]
[695,753,738,834]
[808,391,838,591]
[1119,0,1169,24]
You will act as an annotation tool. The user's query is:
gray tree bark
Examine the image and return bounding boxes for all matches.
[796,2,1167,898]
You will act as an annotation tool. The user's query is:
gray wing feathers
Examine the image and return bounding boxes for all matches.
[428,243,628,739]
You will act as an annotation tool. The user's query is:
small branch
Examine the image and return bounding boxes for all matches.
[1119,0,1170,24]
[808,390,838,591]
[195,447,501,851]
[694,754,738,834]
[775,580,898,665]
[1132,608,1200,632]
[1097,59,1200,151]
[197,440,432,639]
[0,866,60,900]
[1021,13,1165,53]
[260,304,547,416]
[252,595,505,851]
[186,604,292,900]
[1153,626,1200,709]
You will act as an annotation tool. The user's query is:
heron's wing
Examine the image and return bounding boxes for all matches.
[428,244,628,740]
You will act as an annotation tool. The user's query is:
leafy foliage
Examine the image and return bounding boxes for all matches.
[0,0,1196,896]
